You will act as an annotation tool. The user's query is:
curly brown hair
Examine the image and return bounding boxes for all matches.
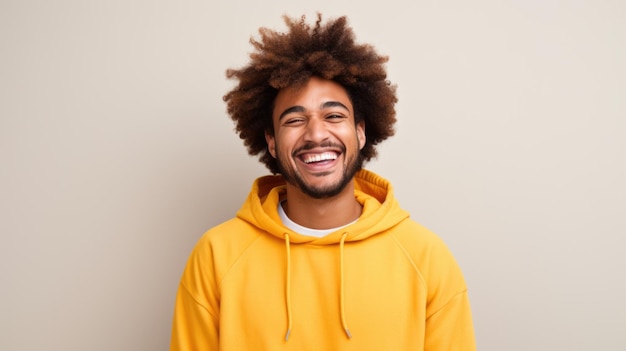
[223,13,398,174]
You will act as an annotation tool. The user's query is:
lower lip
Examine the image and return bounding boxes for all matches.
[299,158,338,172]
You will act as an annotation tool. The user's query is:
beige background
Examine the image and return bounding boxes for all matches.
[1,0,625,350]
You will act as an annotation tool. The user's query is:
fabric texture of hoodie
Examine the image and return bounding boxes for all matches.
[171,169,476,350]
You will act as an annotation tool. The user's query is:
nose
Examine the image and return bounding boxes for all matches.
[303,116,329,143]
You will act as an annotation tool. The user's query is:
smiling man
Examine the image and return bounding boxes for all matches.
[267,77,366,230]
[171,14,476,351]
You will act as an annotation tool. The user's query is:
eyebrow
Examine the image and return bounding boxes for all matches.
[278,101,351,120]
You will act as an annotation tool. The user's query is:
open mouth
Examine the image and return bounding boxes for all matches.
[301,152,339,164]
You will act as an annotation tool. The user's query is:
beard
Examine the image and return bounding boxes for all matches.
[275,141,364,199]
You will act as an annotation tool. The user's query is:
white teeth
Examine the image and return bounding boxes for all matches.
[303,152,337,164]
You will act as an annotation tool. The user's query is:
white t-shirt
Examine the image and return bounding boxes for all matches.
[277,201,357,238]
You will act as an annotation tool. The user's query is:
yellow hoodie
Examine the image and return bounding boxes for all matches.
[171,169,476,350]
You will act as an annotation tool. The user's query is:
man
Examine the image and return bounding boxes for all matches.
[171,14,476,350]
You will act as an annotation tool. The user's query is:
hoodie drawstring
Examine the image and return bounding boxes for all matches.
[282,232,352,341]
[283,233,293,341]
[339,232,352,338]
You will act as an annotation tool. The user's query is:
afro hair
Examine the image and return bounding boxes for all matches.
[223,13,398,174]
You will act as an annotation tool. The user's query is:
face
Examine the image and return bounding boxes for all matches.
[265,77,366,199]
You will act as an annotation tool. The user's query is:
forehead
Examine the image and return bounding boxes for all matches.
[273,77,353,113]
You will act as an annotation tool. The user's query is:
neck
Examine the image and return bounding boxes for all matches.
[282,180,362,230]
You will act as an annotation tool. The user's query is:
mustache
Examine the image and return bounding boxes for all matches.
[292,141,346,156]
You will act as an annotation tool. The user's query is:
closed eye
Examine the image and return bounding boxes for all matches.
[326,114,346,121]
[284,117,305,125]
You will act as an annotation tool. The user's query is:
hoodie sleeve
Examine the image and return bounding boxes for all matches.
[394,220,476,350]
[422,233,476,351]
[170,237,220,350]
[424,290,476,351]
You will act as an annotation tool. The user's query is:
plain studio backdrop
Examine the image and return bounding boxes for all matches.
[1,0,624,350]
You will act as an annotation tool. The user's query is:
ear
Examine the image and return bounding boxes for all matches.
[265,131,277,158]
[356,120,366,150]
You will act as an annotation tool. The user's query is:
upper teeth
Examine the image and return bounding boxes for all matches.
[303,152,337,164]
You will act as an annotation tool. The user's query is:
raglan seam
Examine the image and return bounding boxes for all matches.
[179,280,219,322]
[389,232,428,289]
[390,229,469,320]
[216,228,265,290]
[425,289,468,320]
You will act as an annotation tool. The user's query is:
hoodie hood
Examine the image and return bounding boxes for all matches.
[236,169,410,244]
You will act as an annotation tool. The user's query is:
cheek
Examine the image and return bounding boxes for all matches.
[344,129,363,149]
[275,131,297,152]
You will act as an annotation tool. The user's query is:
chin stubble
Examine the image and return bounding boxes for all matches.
[275,143,363,199]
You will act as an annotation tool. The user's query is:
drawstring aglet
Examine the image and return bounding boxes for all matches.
[285,329,291,341]
[345,328,352,339]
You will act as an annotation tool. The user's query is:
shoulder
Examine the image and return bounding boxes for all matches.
[193,217,263,256]
[186,218,264,275]
[390,219,448,253]
[389,219,468,291]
